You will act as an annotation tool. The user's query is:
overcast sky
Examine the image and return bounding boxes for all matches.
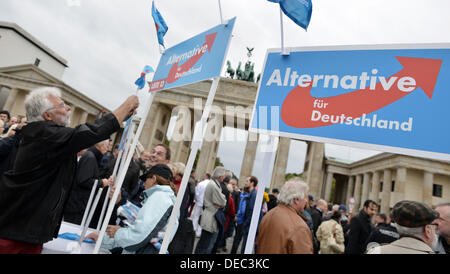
[1,0,449,178]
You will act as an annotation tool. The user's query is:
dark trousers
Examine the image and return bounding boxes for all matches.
[212,221,225,253]
[194,229,218,254]
[224,220,236,240]
[0,238,43,254]
[230,223,245,254]
[241,229,249,254]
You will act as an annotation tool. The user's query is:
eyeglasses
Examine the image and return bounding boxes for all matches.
[45,102,67,112]
[151,149,166,157]
[437,216,450,223]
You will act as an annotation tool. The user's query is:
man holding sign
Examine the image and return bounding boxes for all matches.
[0,87,139,254]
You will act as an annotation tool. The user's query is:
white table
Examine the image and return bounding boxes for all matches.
[42,221,110,254]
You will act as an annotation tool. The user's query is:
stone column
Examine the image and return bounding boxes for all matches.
[0,85,8,110]
[69,105,78,127]
[304,142,325,199]
[196,115,223,180]
[3,87,18,112]
[360,173,370,209]
[324,171,334,202]
[10,88,28,117]
[423,171,434,206]
[370,171,380,203]
[238,131,259,188]
[395,167,407,203]
[79,110,88,125]
[169,106,193,164]
[380,169,392,214]
[345,176,355,206]
[140,102,171,151]
[270,137,291,191]
[353,174,362,210]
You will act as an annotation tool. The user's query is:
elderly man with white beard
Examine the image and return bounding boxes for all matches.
[0,86,139,254]
[367,200,440,254]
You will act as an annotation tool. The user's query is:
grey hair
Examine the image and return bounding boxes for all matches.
[95,139,110,147]
[171,162,186,176]
[278,178,309,206]
[332,204,340,212]
[211,166,226,180]
[224,169,233,178]
[25,87,62,123]
[396,224,424,237]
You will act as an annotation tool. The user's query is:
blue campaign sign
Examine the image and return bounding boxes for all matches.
[149,17,236,92]
[250,44,450,161]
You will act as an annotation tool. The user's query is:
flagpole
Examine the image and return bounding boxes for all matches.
[93,90,156,254]
[95,118,135,231]
[79,180,98,230]
[244,135,276,254]
[78,188,103,246]
[279,7,288,55]
[218,0,224,25]
[159,76,221,254]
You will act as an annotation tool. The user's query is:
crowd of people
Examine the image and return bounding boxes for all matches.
[255,178,449,254]
[0,86,448,255]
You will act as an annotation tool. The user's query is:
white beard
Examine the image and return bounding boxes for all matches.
[431,233,440,251]
[55,112,71,126]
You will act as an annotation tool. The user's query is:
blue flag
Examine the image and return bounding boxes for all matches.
[152,1,168,47]
[268,0,313,30]
[118,117,132,151]
[135,65,154,90]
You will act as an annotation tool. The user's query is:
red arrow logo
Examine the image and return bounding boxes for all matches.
[281,57,442,128]
[166,32,217,84]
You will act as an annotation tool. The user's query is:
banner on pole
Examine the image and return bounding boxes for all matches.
[149,17,236,92]
[250,44,450,161]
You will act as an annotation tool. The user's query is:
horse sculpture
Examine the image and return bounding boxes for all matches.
[235,61,244,80]
[226,61,235,79]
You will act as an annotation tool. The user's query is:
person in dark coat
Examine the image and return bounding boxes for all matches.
[0,134,21,176]
[308,198,327,236]
[103,153,140,198]
[0,117,27,176]
[212,171,232,253]
[64,140,111,227]
[345,199,378,254]
[241,176,259,253]
[0,87,138,254]
[364,213,399,250]
[135,150,151,177]
[267,188,279,211]
[224,178,240,247]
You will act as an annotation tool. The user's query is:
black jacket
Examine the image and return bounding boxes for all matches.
[135,158,148,178]
[0,132,22,176]
[267,194,278,211]
[307,206,323,236]
[231,190,240,212]
[364,222,399,248]
[0,113,120,244]
[104,157,140,195]
[345,209,374,254]
[64,147,105,225]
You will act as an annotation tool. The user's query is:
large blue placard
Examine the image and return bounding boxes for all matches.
[250,44,450,161]
[150,17,236,92]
